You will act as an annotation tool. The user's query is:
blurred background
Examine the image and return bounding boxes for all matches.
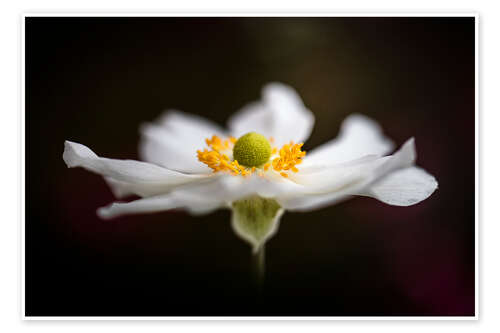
[25,17,475,316]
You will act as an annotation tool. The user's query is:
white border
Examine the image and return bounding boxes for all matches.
[474,11,479,321]
[20,13,479,321]
[24,12,475,16]
[20,10,25,323]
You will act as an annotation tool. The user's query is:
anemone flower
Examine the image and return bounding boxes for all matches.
[63,83,438,279]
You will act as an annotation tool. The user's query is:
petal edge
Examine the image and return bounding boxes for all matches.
[363,166,438,206]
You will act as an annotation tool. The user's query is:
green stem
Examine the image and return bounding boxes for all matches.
[252,244,265,292]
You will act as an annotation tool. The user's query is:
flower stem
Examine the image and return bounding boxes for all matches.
[252,244,265,292]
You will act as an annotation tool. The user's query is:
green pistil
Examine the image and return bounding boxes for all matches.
[232,132,272,167]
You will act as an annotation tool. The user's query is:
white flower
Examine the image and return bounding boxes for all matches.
[63,83,438,251]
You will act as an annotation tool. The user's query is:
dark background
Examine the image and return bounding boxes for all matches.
[25,17,475,316]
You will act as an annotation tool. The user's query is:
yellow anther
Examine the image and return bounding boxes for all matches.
[272,141,306,178]
[205,135,236,152]
[197,149,236,174]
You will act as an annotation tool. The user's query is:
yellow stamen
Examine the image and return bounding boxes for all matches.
[197,149,235,174]
[271,141,306,178]
[205,135,236,152]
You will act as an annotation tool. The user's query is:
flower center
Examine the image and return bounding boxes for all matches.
[197,133,306,177]
[232,132,272,168]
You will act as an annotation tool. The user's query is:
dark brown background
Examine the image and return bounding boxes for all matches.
[25,17,475,316]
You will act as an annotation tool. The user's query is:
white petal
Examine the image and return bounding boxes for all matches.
[97,173,299,223]
[303,114,395,166]
[97,172,301,220]
[228,83,315,146]
[103,177,212,199]
[169,173,303,207]
[97,193,223,220]
[362,166,438,206]
[280,138,417,211]
[289,155,379,191]
[63,141,207,197]
[139,110,226,173]
[98,178,239,219]
[97,194,179,219]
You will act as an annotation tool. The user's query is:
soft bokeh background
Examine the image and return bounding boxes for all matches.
[25,17,475,316]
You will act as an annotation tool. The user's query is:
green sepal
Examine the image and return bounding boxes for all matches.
[231,196,284,253]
